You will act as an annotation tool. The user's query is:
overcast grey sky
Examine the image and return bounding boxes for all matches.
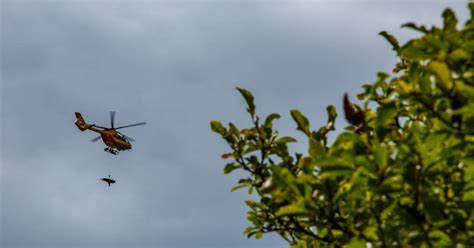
[1,1,470,247]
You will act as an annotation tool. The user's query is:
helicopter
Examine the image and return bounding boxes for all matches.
[75,111,146,155]
[101,175,116,187]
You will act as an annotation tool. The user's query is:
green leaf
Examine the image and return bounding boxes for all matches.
[429,230,452,246]
[453,102,474,116]
[245,199,259,209]
[425,33,445,50]
[275,200,307,217]
[448,49,470,62]
[275,136,297,144]
[379,175,402,193]
[291,240,308,248]
[373,145,388,169]
[264,113,281,127]
[317,157,355,179]
[379,31,400,51]
[244,226,255,235]
[463,188,474,201]
[423,132,448,153]
[456,81,474,99]
[223,163,240,174]
[401,22,428,33]
[463,181,474,192]
[400,40,431,61]
[231,183,250,192]
[343,238,366,248]
[464,158,474,182]
[463,40,474,53]
[330,132,367,155]
[236,87,256,116]
[290,110,311,136]
[375,102,397,140]
[363,227,379,241]
[246,231,257,239]
[228,123,240,137]
[210,120,226,135]
[243,143,259,155]
[427,61,452,90]
[326,105,337,130]
[442,8,457,32]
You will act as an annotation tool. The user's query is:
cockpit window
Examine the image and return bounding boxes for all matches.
[114,133,125,140]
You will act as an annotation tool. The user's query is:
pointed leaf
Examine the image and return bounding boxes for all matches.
[231,183,250,192]
[223,163,240,174]
[290,110,310,136]
[210,121,226,135]
[379,31,400,51]
[442,8,457,32]
[275,136,297,144]
[236,87,256,116]
[402,22,428,33]
[264,113,281,127]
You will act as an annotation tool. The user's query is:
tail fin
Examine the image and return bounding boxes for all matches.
[75,112,88,131]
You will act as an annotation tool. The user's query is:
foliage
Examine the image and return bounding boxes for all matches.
[211,4,474,247]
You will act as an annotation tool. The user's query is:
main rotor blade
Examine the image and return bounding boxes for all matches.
[110,111,116,129]
[115,122,147,130]
[91,136,102,142]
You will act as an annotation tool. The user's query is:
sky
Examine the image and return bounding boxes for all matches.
[1,1,470,248]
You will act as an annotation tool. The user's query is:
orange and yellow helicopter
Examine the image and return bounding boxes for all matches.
[75,111,146,155]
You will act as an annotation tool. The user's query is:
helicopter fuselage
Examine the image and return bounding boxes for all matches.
[75,113,132,151]
[99,129,132,151]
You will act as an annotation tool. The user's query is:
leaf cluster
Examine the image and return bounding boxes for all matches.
[211,4,474,247]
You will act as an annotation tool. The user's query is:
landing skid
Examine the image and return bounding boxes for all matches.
[104,147,119,155]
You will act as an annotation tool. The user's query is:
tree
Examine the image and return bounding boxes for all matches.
[211,4,474,247]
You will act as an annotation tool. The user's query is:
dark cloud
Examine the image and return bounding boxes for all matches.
[1,1,469,247]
